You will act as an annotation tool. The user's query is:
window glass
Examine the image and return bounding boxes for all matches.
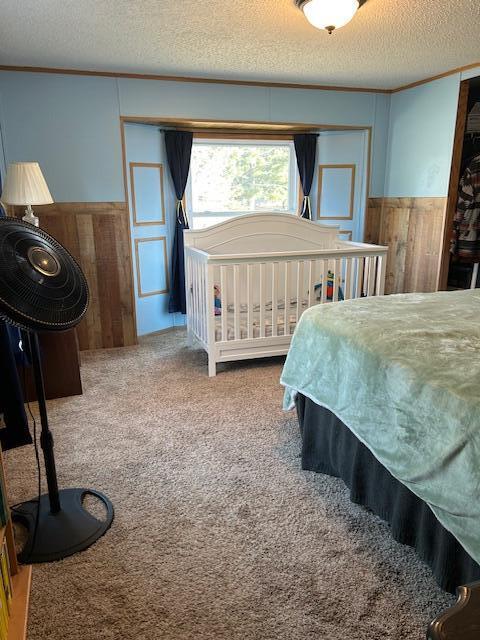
[187,140,298,229]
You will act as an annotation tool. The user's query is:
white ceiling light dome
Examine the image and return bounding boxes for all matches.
[298,0,360,34]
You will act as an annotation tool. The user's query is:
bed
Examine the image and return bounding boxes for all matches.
[184,213,388,376]
[280,289,480,603]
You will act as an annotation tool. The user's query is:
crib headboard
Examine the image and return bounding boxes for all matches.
[184,213,340,255]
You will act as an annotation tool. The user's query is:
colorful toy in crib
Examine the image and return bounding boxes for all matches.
[214,284,222,315]
[314,270,344,301]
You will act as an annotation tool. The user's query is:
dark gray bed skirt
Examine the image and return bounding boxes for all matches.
[296,393,480,594]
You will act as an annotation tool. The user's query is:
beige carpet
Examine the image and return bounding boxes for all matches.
[5,329,454,640]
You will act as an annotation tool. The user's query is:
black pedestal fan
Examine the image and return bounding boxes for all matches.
[0,217,114,563]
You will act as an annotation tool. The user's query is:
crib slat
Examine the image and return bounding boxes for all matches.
[233,264,240,340]
[192,259,198,337]
[308,260,315,308]
[198,261,203,339]
[206,263,216,373]
[185,254,191,337]
[187,255,195,334]
[220,265,227,341]
[356,257,364,299]
[345,257,353,300]
[363,256,369,297]
[318,259,327,304]
[200,262,205,341]
[375,255,386,295]
[296,261,304,322]
[198,261,202,340]
[198,261,203,337]
[204,264,208,340]
[351,258,358,298]
[190,258,195,336]
[333,258,341,302]
[284,262,291,336]
[247,263,254,339]
[259,263,266,338]
[198,261,203,338]
[367,256,376,297]
[272,262,278,337]
[203,262,208,341]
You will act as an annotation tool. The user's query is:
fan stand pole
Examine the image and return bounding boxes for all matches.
[30,332,61,514]
[11,333,114,564]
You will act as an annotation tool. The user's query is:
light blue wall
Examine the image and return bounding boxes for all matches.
[118,79,390,198]
[384,74,461,197]
[0,69,463,202]
[118,78,271,122]
[0,71,391,201]
[0,72,124,202]
[371,93,391,197]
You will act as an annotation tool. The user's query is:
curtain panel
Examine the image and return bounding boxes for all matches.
[164,131,193,314]
[293,133,318,220]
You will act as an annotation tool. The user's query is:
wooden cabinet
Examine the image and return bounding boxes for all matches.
[18,330,82,401]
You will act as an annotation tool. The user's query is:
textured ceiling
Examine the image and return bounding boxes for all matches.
[1,0,480,89]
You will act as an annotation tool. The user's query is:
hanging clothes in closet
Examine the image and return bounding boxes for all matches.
[452,154,480,261]
[0,173,32,450]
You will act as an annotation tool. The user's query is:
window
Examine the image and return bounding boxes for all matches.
[186,139,298,229]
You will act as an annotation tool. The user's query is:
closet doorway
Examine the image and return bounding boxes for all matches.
[441,76,480,290]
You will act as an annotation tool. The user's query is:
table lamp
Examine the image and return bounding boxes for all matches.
[1,162,54,227]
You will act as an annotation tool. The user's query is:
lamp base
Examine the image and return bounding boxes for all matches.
[22,204,39,227]
[22,207,39,227]
[11,488,114,564]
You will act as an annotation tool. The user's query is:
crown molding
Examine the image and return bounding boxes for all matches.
[0,65,390,94]
[391,61,480,92]
[0,61,479,94]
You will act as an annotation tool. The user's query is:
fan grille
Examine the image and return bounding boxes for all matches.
[0,217,89,332]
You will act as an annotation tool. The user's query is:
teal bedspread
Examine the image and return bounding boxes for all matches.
[281,289,480,565]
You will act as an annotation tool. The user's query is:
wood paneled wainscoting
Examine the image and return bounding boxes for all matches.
[365,197,447,294]
[10,202,137,350]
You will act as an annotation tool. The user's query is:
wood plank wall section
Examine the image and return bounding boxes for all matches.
[365,197,447,294]
[11,202,137,350]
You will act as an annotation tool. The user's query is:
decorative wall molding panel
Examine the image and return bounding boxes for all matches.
[130,162,166,226]
[317,164,356,220]
[134,236,169,297]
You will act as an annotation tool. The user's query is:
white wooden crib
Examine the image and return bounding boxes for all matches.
[184,213,388,376]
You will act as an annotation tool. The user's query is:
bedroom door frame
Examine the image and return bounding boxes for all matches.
[120,117,372,338]
[438,79,472,290]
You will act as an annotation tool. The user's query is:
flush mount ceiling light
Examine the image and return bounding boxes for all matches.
[295,0,367,34]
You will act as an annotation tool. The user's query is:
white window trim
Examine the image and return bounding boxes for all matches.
[186,138,299,222]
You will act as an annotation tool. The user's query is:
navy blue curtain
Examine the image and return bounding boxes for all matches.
[165,131,193,314]
[0,171,32,450]
[294,134,318,220]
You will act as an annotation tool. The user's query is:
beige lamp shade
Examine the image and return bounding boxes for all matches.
[1,162,54,206]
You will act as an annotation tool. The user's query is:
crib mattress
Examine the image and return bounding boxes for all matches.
[213,292,342,341]
[224,297,310,314]
[214,308,305,341]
